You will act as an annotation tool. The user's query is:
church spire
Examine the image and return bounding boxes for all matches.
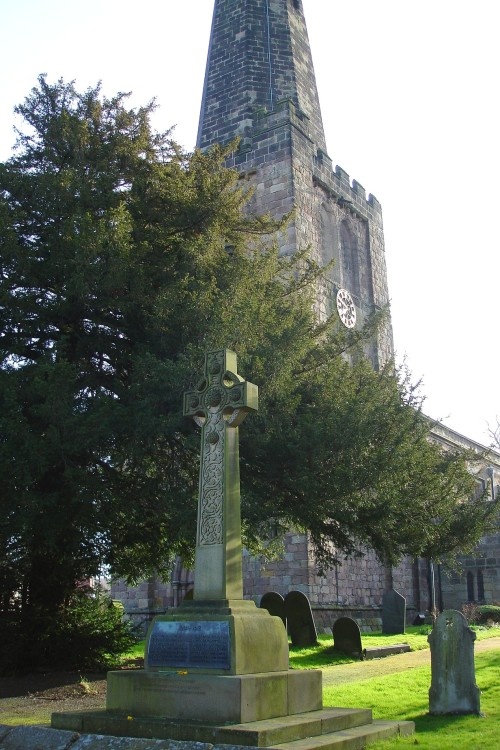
[197,0,394,368]
[197,0,327,153]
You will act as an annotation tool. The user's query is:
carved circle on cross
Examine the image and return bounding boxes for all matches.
[189,395,200,410]
[208,360,221,376]
[230,386,243,403]
[204,385,227,411]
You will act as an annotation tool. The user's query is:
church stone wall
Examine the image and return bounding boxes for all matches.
[242,531,417,610]
[441,529,500,611]
[243,532,315,601]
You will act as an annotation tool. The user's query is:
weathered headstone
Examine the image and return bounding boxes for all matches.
[332,616,363,657]
[260,591,286,628]
[428,609,481,715]
[285,591,318,647]
[382,589,406,634]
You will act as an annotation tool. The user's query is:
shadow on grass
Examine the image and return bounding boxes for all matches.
[289,644,354,668]
[411,710,486,736]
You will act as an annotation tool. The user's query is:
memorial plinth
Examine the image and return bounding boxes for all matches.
[105,597,299,724]
[144,600,289,676]
[52,350,413,746]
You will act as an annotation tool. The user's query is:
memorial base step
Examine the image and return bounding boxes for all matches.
[52,706,415,749]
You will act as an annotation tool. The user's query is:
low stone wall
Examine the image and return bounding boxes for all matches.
[312,605,417,633]
[121,604,419,639]
[312,606,382,633]
[121,608,166,637]
[0,725,250,750]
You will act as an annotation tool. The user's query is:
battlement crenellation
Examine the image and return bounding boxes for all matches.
[222,100,383,223]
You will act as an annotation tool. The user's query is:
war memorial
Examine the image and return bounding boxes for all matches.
[52,350,414,745]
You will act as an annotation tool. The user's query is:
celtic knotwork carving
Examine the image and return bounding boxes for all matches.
[198,406,224,544]
[225,408,241,426]
[229,386,243,403]
[207,351,223,378]
[200,514,223,546]
[183,350,258,554]
[201,487,222,513]
[203,459,223,488]
[206,430,219,445]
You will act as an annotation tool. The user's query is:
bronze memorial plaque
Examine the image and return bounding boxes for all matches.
[147,621,231,669]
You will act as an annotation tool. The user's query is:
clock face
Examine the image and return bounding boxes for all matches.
[336,288,356,328]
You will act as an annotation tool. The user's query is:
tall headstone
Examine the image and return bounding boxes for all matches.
[184,349,258,601]
[285,591,317,647]
[260,591,287,629]
[382,589,406,634]
[428,609,481,715]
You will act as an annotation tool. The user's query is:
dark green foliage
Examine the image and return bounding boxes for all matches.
[0,591,136,675]
[1,76,499,672]
[477,605,500,624]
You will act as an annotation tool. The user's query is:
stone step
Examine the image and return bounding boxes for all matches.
[269,720,415,750]
[52,707,415,749]
[52,707,375,745]
[214,708,375,745]
[2,719,416,750]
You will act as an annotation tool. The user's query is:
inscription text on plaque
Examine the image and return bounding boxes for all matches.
[147,621,231,670]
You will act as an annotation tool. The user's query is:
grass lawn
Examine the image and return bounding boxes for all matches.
[323,649,500,750]
[289,626,500,748]
[287,624,499,669]
[128,625,500,670]
[2,626,498,748]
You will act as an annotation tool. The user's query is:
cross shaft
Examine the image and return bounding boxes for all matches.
[184,350,258,601]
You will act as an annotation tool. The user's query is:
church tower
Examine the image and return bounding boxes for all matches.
[198,0,394,366]
[111,2,500,625]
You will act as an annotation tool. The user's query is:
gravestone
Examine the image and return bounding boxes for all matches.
[285,591,317,647]
[428,609,481,715]
[382,589,406,634]
[260,591,286,628]
[332,616,363,657]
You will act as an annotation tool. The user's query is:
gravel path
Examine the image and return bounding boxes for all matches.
[321,636,500,685]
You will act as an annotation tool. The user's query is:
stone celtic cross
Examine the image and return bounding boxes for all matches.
[184,350,258,601]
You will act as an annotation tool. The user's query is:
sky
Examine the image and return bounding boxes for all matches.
[0,0,498,448]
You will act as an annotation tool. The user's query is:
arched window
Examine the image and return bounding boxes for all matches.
[340,220,360,299]
[466,571,475,602]
[477,570,485,601]
[320,205,340,282]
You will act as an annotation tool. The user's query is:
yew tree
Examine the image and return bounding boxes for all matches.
[1,76,498,635]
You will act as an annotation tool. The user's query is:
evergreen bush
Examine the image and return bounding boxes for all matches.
[477,604,500,624]
[0,590,136,675]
